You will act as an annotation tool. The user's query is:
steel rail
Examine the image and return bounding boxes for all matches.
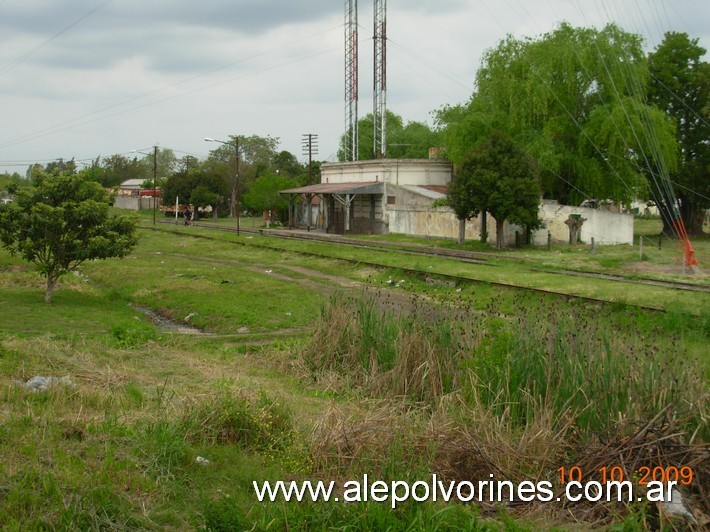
[151,221,706,311]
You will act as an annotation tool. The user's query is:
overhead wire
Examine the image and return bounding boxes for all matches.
[597,0,679,206]
[387,39,472,92]
[503,0,700,258]
[4,46,340,156]
[592,0,697,264]
[0,1,113,78]
[482,0,642,204]
[590,0,678,232]
[467,0,700,248]
[0,22,343,152]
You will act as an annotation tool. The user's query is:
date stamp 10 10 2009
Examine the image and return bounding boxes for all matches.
[557,465,695,486]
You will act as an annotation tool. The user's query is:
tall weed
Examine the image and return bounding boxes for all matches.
[304,293,707,436]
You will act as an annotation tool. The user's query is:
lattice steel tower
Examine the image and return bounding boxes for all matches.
[373,0,387,159]
[344,0,359,161]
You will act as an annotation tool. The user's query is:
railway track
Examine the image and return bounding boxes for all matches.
[153,220,709,309]
[256,228,709,292]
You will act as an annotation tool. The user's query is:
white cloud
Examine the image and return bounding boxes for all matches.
[0,0,707,174]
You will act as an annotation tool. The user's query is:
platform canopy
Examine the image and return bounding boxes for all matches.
[279,181,383,196]
[279,181,384,232]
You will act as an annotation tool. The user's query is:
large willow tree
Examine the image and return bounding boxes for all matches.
[438,23,677,206]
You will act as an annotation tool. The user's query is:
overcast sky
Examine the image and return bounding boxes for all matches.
[1,0,708,176]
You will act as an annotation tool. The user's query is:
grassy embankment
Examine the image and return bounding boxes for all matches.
[0,218,707,529]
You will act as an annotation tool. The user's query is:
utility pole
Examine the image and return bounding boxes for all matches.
[235,136,240,235]
[373,0,387,159]
[302,133,318,228]
[153,146,158,226]
[302,134,318,186]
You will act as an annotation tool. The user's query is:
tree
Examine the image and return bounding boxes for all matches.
[46,158,77,175]
[242,174,294,221]
[135,148,179,183]
[273,150,305,179]
[338,110,440,161]
[205,134,283,217]
[161,170,196,207]
[190,185,220,221]
[0,172,26,197]
[180,155,199,173]
[161,167,228,221]
[648,32,709,235]
[76,157,102,185]
[437,23,677,207]
[0,172,139,303]
[190,172,228,221]
[238,135,280,181]
[389,119,442,159]
[447,132,541,248]
[95,154,145,188]
[26,163,44,181]
[446,162,484,245]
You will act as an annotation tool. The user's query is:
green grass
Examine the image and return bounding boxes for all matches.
[76,229,324,334]
[154,222,709,312]
[0,219,706,529]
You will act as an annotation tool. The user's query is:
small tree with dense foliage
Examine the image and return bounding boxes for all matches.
[190,185,222,221]
[449,133,541,248]
[0,172,139,303]
[446,165,485,245]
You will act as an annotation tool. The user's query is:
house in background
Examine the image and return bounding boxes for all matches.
[114,178,161,211]
[117,178,144,196]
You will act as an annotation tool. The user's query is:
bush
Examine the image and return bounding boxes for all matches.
[181,391,295,452]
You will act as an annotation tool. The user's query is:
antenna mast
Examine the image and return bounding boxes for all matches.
[344,0,359,161]
[373,0,387,159]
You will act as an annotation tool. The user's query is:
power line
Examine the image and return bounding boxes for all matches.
[387,40,472,92]
[0,23,342,151]
[0,1,112,78]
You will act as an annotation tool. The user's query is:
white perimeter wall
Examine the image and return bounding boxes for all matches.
[387,203,633,246]
[532,202,633,245]
[387,205,504,244]
[113,196,160,211]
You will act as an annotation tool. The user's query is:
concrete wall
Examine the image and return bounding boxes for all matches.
[321,159,453,187]
[113,196,160,211]
[533,201,633,245]
[387,205,504,243]
[386,201,632,246]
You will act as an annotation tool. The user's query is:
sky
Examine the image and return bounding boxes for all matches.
[1,0,708,176]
